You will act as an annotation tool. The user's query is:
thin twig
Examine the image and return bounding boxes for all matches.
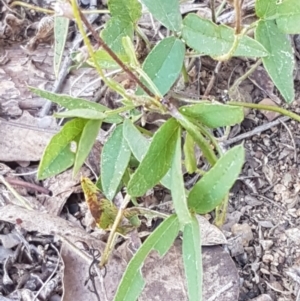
[0,175,34,210]
[279,119,297,163]
[32,243,62,301]
[222,116,290,146]
[4,177,51,195]
[252,194,285,211]
[207,282,234,301]
[204,61,222,96]
[229,59,262,93]
[100,194,131,267]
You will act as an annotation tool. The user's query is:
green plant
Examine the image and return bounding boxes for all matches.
[31,0,300,300]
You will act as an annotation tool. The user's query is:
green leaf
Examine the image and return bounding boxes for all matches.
[137,37,185,96]
[255,0,277,19]
[123,119,150,161]
[54,17,69,78]
[122,36,139,67]
[182,14,268,58]
[183,132,197,174]
[255,20,295,103]
[171,129,192,225]
[127,118,179,197]
[188,144,245,214]
[101,125,131,200]
[183,216,202,301]
[108,0,142,23]
[101,17,134,54]
[140,0,182,31]
[255,0,300,33]
[73,120,101,176]
[29,87,122,123]
[180,103,244,128]
[175,114,217,166]
[38,118,87,180]
[276,0,300,34]
[54,109,106,120]
[113,214,180,301]
[91,50,130,69]
[123,119,172,190]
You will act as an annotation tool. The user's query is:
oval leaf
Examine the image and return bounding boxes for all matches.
[183,216,202,301]
[37,118,87,180]
[123,119,173,190]
[171,129,192,225]
[101,125,131,201]
[92,50,129,69]
[255,0,277,19]
[54,17,69,78]
[73,120,102,176]
[123,119,150,161]
[54,109,106,120]
[188,144,245,214]
[184,132,197,174]
[108,0,142,23]
[127,118,179,197]
[175,113,217,166]
[101,17,134,54]
[137,37,185,96]
[29,87,122,123]
[255,20,295,103]
[140,0,182,31]
[180,103,244,128]
[276,0,300,34]
[182,14,268,58]
[113,215,180,301]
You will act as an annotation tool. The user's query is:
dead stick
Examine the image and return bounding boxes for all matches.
[5,177,51,195]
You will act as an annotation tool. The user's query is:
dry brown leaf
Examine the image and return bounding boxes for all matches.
[42,167,91,215]
[140,240,239,301]
[197,215,227,246]
[0,112,57,161]
[0,205,239,300]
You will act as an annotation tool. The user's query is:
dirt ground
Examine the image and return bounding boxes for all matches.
[1,0,300,300]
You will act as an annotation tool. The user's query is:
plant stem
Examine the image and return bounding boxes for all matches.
[234,0,242,34]
[213,32,241,61]
[100,194,132,267]
[71,0,134,102]
[229,59,261,93]
[181,63,190,85]
[211,0,216,23]
[165,100,218,165]
[229,101,300,123]
[197,123,224,157]
[72,2,156,98]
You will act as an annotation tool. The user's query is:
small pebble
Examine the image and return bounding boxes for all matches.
[260,240,273,251]
[231,223,253,247]
[262,254,274,263]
